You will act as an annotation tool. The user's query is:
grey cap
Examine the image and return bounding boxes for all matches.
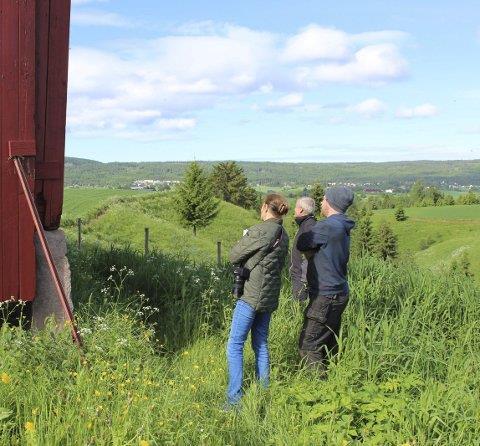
[325,186,354,213]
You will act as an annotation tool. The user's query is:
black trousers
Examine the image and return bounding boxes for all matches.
[298,293,349,369]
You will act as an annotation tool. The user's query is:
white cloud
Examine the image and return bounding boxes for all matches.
[282,26,350,62]
[297,44,408,85]
[71,10,133,27]
[67,22,410,139]
[266,93,304,110]
[348,98,387,117]
[396,103,439,118]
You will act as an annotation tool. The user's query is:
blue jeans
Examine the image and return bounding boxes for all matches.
[226,299,272,405]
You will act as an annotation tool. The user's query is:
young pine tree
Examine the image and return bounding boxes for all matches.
[310,183,325,217]
[177,162,219,236]
[374,220,398,260]
[394,206,407,221]
[351,213,374,257]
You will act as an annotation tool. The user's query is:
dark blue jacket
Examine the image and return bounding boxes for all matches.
[296,213,355,296]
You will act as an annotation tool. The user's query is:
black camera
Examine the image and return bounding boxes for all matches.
[232,266,250,298]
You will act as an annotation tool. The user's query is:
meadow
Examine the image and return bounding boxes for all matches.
[1,245,479,445]
[62,191,259,262]
[63,188,148,224]
[372,205,480,281]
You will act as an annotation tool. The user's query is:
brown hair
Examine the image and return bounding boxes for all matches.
[264,193,289,217]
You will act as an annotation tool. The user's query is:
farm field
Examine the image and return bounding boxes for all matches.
[372,205,480,281]
[63,187,149,222]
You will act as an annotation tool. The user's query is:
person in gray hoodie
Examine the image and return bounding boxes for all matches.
[296,186,355,372]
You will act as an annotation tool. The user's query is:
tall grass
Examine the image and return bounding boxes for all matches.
[1,244,479,445]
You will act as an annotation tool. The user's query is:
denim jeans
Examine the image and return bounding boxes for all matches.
[226,299,272,405]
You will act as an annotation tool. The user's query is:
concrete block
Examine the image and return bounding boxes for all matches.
[32,229,73,331]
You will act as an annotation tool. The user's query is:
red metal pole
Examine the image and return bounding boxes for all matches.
[12,157,83,348]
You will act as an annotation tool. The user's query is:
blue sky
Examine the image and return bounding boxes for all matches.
[67,0,480,162]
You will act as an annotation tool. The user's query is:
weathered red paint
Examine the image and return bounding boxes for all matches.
[0,0,71,302]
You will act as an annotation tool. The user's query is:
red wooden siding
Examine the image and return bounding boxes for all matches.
[1,0,70,302]
[35,0,71,231]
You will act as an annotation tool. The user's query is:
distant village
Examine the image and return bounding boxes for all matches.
[130,180,180,191]
[130,178,478,194]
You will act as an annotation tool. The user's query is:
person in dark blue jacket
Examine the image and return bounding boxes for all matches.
[296,186,355,372]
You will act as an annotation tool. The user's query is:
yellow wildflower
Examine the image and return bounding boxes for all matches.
[25,421,35,433]
[139,440,150,446]
[94,390,101,397]
[31,408,39,416]
[1,372,11,384]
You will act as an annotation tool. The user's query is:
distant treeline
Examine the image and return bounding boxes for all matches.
[64,157,480,190]
[355,182,480,212]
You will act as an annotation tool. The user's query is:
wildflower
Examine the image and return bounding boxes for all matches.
[1,372,11,384]
[25,421,35,433]
[31,408,39,416]
[94,390,101,397]
[182,351,189,356]
[139,440,150,446]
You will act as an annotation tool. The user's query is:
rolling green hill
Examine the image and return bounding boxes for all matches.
[63,191,259,261]
[63,187,149,222]
[372,205,480,281]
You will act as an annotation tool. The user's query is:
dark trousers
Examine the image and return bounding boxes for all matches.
[298,293,349,370]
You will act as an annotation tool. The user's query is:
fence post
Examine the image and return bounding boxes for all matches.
[217,241,222,267]
[144,227,149,255]
[77,218,82,250]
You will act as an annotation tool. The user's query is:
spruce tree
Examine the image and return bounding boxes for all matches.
[177,162,219,236]
[210,161,258,209]
[394,206,407,221]
[351,214,374,257]
[374,220,398,260]
[310,183,325,217]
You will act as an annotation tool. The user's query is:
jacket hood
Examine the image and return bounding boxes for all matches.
[329,213,355,235]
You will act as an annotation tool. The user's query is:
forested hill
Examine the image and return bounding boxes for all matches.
[65,157,480,189]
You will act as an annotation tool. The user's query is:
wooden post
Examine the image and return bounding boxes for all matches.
[144,227,149,255]
[77,218,82,250]
[217,241,222,267]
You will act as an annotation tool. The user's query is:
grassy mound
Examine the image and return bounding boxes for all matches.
[64,192,259,262]
[1,245,479,444]
[373,205,480,281]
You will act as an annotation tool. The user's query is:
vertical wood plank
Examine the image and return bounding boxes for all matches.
[1,1,20,300]
[18,0,36,301]
[41,0,71,230]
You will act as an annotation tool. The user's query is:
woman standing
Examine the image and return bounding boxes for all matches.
[226,193,290,406]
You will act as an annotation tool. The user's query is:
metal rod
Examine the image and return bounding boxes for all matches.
[217,241,222,267]
[144,227,149,255]
[13,157,83,348]
[77,218,82,250]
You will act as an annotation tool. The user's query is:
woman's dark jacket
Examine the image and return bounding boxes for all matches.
[229,218,289,312]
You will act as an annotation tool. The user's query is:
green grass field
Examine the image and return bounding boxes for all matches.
[63,188,149,222]
[373,204,480,281]
[63,192,259,262]
[1,248,479,445]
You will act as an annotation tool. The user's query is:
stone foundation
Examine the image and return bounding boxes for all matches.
[32,229,73,331]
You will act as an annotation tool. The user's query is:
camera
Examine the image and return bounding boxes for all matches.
[232,265,250,298]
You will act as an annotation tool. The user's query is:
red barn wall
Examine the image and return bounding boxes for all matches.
[0,0,70,302]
